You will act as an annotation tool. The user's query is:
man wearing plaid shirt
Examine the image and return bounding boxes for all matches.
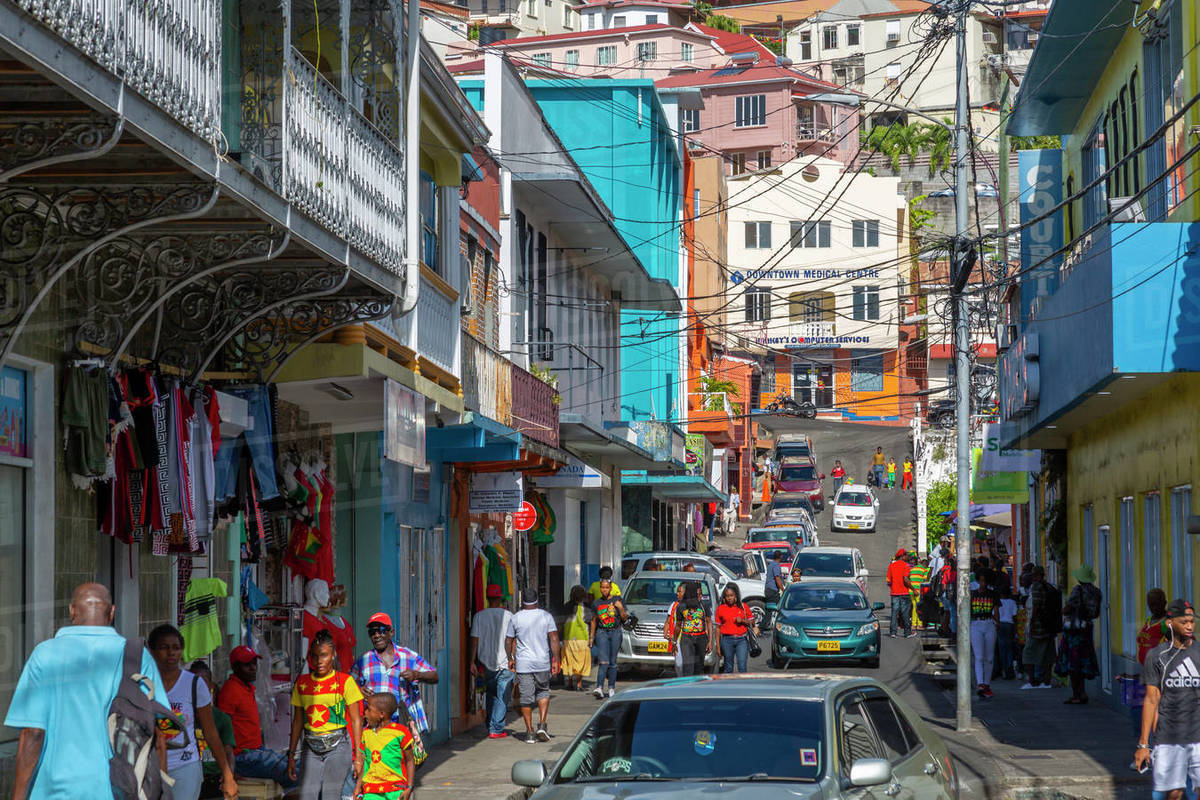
[351,612,439,732]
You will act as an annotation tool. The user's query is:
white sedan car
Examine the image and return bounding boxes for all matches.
[831,485,879,532]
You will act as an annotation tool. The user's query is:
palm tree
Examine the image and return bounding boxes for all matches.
[697,375,741,413]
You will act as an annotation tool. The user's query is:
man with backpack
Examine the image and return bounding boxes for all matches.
[6,582,172,799]
[1021,565,1062,689]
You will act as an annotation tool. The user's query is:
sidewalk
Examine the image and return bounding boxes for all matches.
[914,637,1149,800]
[414,686,605,800]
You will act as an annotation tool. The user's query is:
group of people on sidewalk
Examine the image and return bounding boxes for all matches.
[7,582,439,800]
[867,447,913,491]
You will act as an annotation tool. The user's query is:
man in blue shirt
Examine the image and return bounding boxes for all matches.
[6,583,169,799]
[764,552,786,629]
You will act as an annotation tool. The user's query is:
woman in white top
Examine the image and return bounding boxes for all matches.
[996,583,1019,680]
[148,625,238,800]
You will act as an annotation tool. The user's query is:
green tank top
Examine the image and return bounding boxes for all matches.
[564,604,590,640]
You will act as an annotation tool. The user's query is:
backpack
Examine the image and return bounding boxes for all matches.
[109,637,176,800]
[1037,582,1063,635]
[1076,583,1103,621]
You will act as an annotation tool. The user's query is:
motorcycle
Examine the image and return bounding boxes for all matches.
[766,396,817,419]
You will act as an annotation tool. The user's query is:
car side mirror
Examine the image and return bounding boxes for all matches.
[849,758,892,787]
[512,759,549,787]
[872,601,885,610]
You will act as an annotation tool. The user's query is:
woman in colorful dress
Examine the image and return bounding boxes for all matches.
[288,628,365,798]
[560,585,594,691]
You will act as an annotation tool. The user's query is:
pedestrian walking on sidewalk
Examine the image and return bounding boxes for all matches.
[715,585,754,674]
[870,447,886,488]
[1021,565,1061,689]
[969,572,999,698]
[354,692,415,800]
[764,550,787,630]
[288,629,365,799]
[663,582,687,677]
[902,457,914,491]
[909,554,930,630]
[469,585,514,739]
[1136,599,1200,799]
[830,460,846,498]
[589,579,628,699]
[886,549,914,638]
[1134,589,1170,735]
[588,566,621,602]
[560,586,594,692]
[673,581,713,676]
[506,588,561,744]
[1056,565,1102,704]
[886,458,897,490]
[996,583,1018,679]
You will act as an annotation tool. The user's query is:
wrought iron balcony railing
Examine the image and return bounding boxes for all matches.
[512,363,560,448]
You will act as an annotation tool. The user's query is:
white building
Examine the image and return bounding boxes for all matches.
[465,0,585,43]
[725,158,909,419]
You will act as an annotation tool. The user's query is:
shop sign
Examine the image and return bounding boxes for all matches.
[384,379,425,466]
[685,433,710,477]
[535,454,609,488]
[0,366,27,458]
[970,448,1029,504]
[730,268,882,283]
[513,500,537,531]
[980,423,1041,473]
[470,471,524,513]
[1018,148,1063,322]
[999,332,1040,419]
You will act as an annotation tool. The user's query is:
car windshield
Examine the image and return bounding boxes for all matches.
[782,586,867,611]
[778,444,811,458]
[771,498,812,512]
[555,698,823,783]
[780,465,817,482]
[837,491,872,507]
[749,529,795,543]
[794,553,855,578]
[758,547,795,563]
[711,555,751,578]
[625,578,712,607]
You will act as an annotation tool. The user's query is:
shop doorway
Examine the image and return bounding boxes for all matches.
[792,363,833,408]
[396,526,446,734]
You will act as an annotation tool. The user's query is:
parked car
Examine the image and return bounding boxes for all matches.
[620,551,767,626]
[741,541,800,582]
[792,546,870,596]
[510,674,959,798]
[747,525,818,550]
[926,398,956,430]
[616,570,720,672]
[765,491,817,527]
[774,457,825,511]
[770,581,884,668]
[830,485,879,532]
[775,432,815,463]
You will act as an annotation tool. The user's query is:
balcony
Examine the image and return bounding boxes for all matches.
[686,391,736,447]
[461,334,513,429]
[512,363,560,448]
[796,123,835,143]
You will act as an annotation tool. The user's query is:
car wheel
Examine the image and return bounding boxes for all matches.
[867,656,880,668]
[769,649,785,669]
[746,600,766,630]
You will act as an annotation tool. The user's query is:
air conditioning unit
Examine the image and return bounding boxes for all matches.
[981,31,997,44]
[886,31,900,42]
[1027,31,1039,43]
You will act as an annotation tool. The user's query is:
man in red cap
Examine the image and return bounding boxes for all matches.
[351,611,439,735]
[885,549,914,638]
[216,645,294,785]
[470,585,514,738]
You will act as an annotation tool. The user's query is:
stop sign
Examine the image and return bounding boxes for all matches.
[513,501,537,531]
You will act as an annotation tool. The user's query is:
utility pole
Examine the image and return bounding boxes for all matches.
[951,0,974,733]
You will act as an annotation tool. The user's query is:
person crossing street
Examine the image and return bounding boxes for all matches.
[1136,599,1200,800]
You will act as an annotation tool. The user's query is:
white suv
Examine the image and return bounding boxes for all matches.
[830,485,879,532]
[620,551,767,628]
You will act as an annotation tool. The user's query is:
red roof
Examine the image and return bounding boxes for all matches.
[489,23,711,47]
[446,56,573,76]
[447,58,484,74]
[655,59,835,89]
[576,0,690,8]
[690,22,775,58]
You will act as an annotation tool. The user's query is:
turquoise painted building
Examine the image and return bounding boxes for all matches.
[525,80,684,422]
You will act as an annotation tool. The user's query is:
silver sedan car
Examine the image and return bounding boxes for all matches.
[511,674,958,799]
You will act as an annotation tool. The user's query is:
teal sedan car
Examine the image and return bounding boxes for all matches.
[771,582,884,668]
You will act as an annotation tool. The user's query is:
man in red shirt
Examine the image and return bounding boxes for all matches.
[830,460,846,499]
[886,549,914,638]
[216,645,294,785]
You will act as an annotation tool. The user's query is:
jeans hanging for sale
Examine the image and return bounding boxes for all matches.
[213,384,280,502]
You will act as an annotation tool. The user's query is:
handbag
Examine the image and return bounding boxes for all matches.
[742,604,762,658]
[303,729,347,755]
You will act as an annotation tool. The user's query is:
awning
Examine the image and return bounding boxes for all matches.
[559,413,664,471]
[461,153,484,183]
[426,412,570,472]
[619,473,728,504]
[974,510,1013,529]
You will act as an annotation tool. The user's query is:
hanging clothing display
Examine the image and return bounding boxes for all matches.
[63,365,110,487]
[181,576,228,661]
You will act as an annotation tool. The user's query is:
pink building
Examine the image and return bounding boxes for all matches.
[656,55,860,173]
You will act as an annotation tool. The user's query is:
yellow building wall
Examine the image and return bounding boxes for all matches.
[1066,374,1200,666]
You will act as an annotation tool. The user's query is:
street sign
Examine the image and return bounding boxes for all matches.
[513,501,537,531]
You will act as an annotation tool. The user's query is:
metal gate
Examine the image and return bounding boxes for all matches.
[395,525,445,737]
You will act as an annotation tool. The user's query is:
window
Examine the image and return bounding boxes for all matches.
[729,152,747,175]
[1082,504,1094,569]
[886,19,900,42]
[680,108,700,133]
[526,0,536,16]
[587,11,599,29]
[756,149,772,170]
[420,171,439,269]
[612,14,626,26]
[1171,487,1193,600]
[744,289,771,322]
[885,61,902,82]
[0,365,31,742]
[1143,0,1188,217]
[850,351,884,391]
[822,26,838,49]
[852,285,880,320]
[1120,497,1136,657]
[799,30,811,60]
[1144,492,1162,595]
[636,41,657,61]
[735,94,766,127]
[761,366,776,394]
[1081,118,1108,227]
[563,4,573,26]
[862,695,918,762]
[479,26,506,44]
[852,219,880,247]
[847,24,860,46]
[837,697,881,778]
[531,52,551,67]
[744,221,771,249]
[789,291,834,323]
[680,42,694,62]
[645,13,658,24]
[596,45,617,66]
[792,219,831,248]
[565,49,579,70]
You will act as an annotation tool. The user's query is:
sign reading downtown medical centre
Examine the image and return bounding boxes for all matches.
[730,268,883,283]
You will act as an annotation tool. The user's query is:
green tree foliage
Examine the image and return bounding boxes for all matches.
[1009,134,1062,152]
[926,479,956,549]
[909,194,936,234]
[863,119,953,176]
[698,374,742,413]
[694,3,741,32]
